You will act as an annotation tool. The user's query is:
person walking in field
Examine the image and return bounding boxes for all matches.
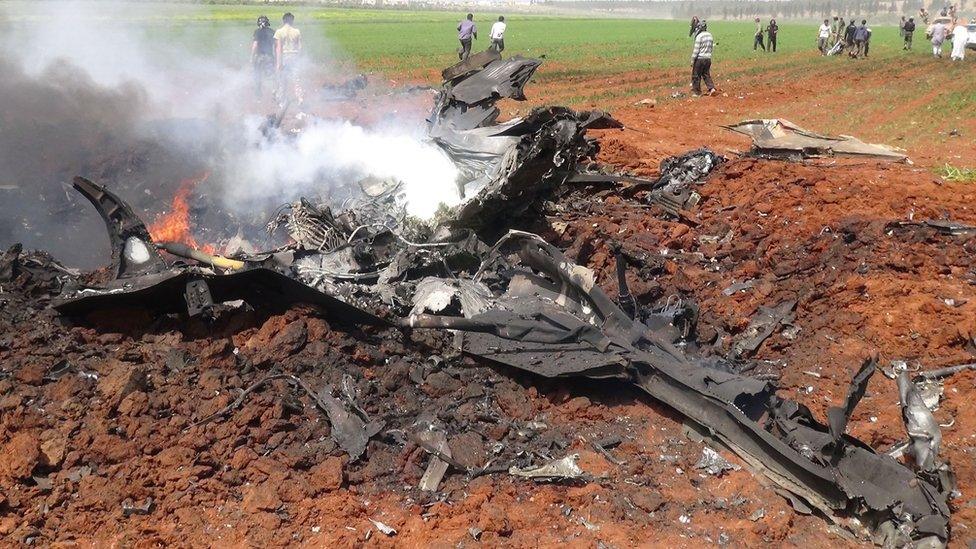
[691,22,716,96]
[950,20,969,60]
[251,15,275,98]
[899,16,907,40]
[852,20,869,58]
[457,13,478,61]
[818,19,832,54]
[490,16,506,53]
[753,18,766,51]
[766,19,779,52]
[274,12,303,104]
[931,19,947,58]
[904,17,916,50]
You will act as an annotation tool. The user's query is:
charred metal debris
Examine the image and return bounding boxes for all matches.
[38,57,952,545]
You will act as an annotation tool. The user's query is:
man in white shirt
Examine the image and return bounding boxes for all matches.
[490,16,507,53]
[817,19,832,54]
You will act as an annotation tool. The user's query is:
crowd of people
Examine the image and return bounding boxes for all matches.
[248,9,971,105]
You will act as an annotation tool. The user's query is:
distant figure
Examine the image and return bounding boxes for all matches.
[950,20,969,60]
[490,16,506,53]
[690,16,700,37]
[899,16,907,39]
[931,20,947,58]
[834,17,846,47]
[691,21,716,96]
[766,19,779,52]
[919,7,930,25]
[754,18,766,51]
[457,13,477,61]
[853,20,869,58]
[251,15,275,98]
[274,13,303,104]
[863,21,873,57]
[818,19,832,54]
[844,19,857,54]
[904,17,916,50]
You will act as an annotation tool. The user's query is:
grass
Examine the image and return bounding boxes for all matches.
[0,1,945,75]
[936,164,976,182]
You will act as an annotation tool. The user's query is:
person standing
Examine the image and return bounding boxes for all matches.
[950,20,969,60]
[853,20,869,58]
[931,19,948,58]
[489,16,506,53]
[274,12,303,104]
[844,19,857,57]
[767,19,779,52]
[863,21,873,57]
[251,15,275,98]
[899,16,907,40]
[904,17,916,50]
[753,18,766,51]
[818,19,832,54]
[457,13,477,61]
[691,22,716,96]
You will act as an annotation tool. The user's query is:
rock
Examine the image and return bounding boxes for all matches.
[423,371,462,397]
[631,490,665,513]
[562,396,591,414]
[98,361,148,409]
[308,457,344,494]
[39,431,67,467]
[14,362,45,385]
[242,482,281,513]
[495,384,533,419]
[0,432,41,480]
[449,432,486,469]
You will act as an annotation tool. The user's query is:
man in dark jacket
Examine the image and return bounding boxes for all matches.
[844,19,858,56]
[904,17,916,50]
[767,19,779,52]
[853,20,869,58]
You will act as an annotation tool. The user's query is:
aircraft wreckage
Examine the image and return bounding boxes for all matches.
[48,53,952,546]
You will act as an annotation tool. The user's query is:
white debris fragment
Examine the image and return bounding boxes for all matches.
[370,519,397,536]
[678,514,691,524]
[509,454,583,481]
[694,447,740,476]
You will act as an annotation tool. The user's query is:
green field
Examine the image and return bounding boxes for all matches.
[0,2,947,77]
[1,1,972,144]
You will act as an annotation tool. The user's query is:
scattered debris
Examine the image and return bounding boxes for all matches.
[694,447,740,476]
[897,373,942,472]
[731,300,796,357]
[509,454,584,481]
[121,497,155,517]
[749,508,765,522]
[724,119,908,161]
[369,519,397,536]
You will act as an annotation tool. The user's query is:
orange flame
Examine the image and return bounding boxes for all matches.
[149,171,215,254]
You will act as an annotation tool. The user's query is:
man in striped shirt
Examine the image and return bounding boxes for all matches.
[691,22,716,96]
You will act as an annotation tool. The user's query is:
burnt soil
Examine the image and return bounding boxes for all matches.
[2,59,976,547]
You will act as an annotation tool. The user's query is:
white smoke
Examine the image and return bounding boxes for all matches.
[0,0,461,264]
[231,117,461,219]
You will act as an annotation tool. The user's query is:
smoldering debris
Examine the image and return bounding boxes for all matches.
[9,56,959,547]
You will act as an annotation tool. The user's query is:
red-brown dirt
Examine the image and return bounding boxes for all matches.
[2,50,976,548]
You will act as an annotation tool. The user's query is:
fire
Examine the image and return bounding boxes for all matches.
[148,171,215,254]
